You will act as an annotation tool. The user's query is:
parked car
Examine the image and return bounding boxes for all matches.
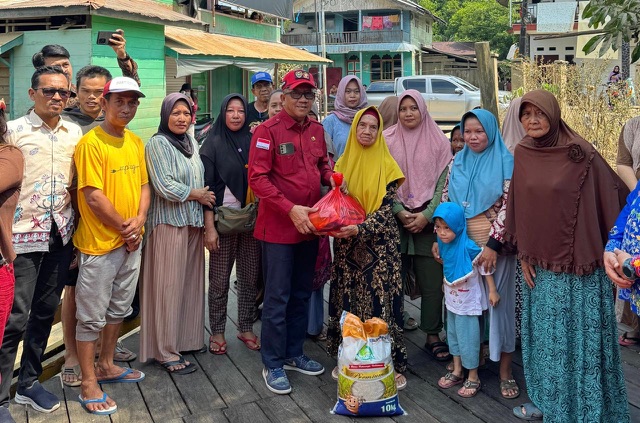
[394,75,510,122]
[365,81,395,107]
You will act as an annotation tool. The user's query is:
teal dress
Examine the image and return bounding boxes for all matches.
[521,267,628,423]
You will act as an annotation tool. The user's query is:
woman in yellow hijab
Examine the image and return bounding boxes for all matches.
[326,106,408,390]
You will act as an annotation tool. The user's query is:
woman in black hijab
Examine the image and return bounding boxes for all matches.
[200,94,261,354]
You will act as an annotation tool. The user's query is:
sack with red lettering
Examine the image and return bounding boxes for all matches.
[309,173,366,235]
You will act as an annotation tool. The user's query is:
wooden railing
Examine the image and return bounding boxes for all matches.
[282,30,407,46]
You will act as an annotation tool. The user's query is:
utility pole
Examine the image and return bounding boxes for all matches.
[622,41,630,80]
[314,0,319,57]
[519,0,528,59]
[320,0,328,117]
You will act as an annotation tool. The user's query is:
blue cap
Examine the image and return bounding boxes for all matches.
[251,72,273,86]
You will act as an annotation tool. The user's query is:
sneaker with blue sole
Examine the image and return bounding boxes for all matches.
[283,354,325,376]
[14,381,60,413]
[262,367,292,394]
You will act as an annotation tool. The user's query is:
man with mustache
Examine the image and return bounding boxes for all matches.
[0,66,82,417]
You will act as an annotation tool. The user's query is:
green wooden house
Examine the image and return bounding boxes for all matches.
[0,0,206,140]
[163,2,330,117]
[0,0,330,139]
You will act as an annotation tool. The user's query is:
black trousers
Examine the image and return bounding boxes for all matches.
[260,239,318,369]
[0,242,72,405]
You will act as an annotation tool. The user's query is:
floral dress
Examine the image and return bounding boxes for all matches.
[326,183,407,373]
[605,182,640,315]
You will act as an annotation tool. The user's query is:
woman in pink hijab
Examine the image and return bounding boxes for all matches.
[322,75,368,160]
[383,89,453,360]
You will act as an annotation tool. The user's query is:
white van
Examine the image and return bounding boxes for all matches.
[394,75,509,122]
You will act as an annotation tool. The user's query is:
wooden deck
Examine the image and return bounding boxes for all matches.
[7,283,640,422]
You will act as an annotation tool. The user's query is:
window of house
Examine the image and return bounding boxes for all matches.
[371,54,401,81]
[347,55,360,77]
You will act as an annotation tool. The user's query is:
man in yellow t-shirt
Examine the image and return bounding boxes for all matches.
[72,77,150,416]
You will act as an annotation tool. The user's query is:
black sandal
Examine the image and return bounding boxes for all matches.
[160,356,197,375]
[425,341,451,362]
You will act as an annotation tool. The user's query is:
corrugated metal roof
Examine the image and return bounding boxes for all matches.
[0,32,23,54]
[166,26,331,64]
[0,0,204,27]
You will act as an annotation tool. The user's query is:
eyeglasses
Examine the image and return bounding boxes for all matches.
[285,90,316,100]
[35,88,72,99]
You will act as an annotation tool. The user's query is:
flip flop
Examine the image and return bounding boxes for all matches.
[618,332,640,346]
[403,316,418,331]
[513,403,543,420]
[500,378,520,399]
[425,341,451,362]
[160,356,197,375]
[61,364,82,387]
[457,379,481,398]
[237,333,261,351]
[438,372,464,389]
[78,392,117,415]
[395,373,407,391]
[209,337,227,355]
[98,367,145,384]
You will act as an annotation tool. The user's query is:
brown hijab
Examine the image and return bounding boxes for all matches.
[378,96,398,131]
[504,90,628,275]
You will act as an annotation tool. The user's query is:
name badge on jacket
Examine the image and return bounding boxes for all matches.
[279,143,295,155]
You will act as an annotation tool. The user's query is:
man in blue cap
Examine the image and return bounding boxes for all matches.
[247,71,273,130]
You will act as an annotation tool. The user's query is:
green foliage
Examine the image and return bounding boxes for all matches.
[418,0,515,59]
[582,0,640,62]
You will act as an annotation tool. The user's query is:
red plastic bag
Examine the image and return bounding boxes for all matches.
[309,173,366,234]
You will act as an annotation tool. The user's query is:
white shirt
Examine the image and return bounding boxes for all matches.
[444,264,491,316]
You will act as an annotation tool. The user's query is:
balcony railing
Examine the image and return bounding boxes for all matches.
[524,3,580,24]
[282,30,406,46]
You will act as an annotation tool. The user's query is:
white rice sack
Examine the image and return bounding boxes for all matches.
[332,311,405,416]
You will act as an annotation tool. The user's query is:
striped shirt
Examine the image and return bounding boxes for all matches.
[145,134,205,231]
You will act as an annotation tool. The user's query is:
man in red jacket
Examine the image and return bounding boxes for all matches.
[249,70,335,394]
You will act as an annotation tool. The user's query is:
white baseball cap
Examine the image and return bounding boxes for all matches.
[102,76,145,98]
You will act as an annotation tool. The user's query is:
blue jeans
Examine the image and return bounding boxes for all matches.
[0,243,73,405]
[260,240,318,369]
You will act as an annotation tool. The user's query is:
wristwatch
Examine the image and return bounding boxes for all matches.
[622,257,636,279]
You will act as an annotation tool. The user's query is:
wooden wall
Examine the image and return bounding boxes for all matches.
[11,29,91,119]
[422,54,480,86]
[91,16,166,141]
[0,54,9,112]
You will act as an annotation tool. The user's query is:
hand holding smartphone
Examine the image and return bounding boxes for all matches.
[96,29,123,46]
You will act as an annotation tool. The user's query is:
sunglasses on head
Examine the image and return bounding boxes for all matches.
[35,87,73,99]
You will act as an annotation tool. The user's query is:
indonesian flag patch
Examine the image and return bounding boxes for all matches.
[256,138,271,150]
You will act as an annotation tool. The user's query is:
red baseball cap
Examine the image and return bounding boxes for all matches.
[281,69,316,90]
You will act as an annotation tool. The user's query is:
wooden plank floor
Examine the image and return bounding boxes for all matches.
[8,283,640,422]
